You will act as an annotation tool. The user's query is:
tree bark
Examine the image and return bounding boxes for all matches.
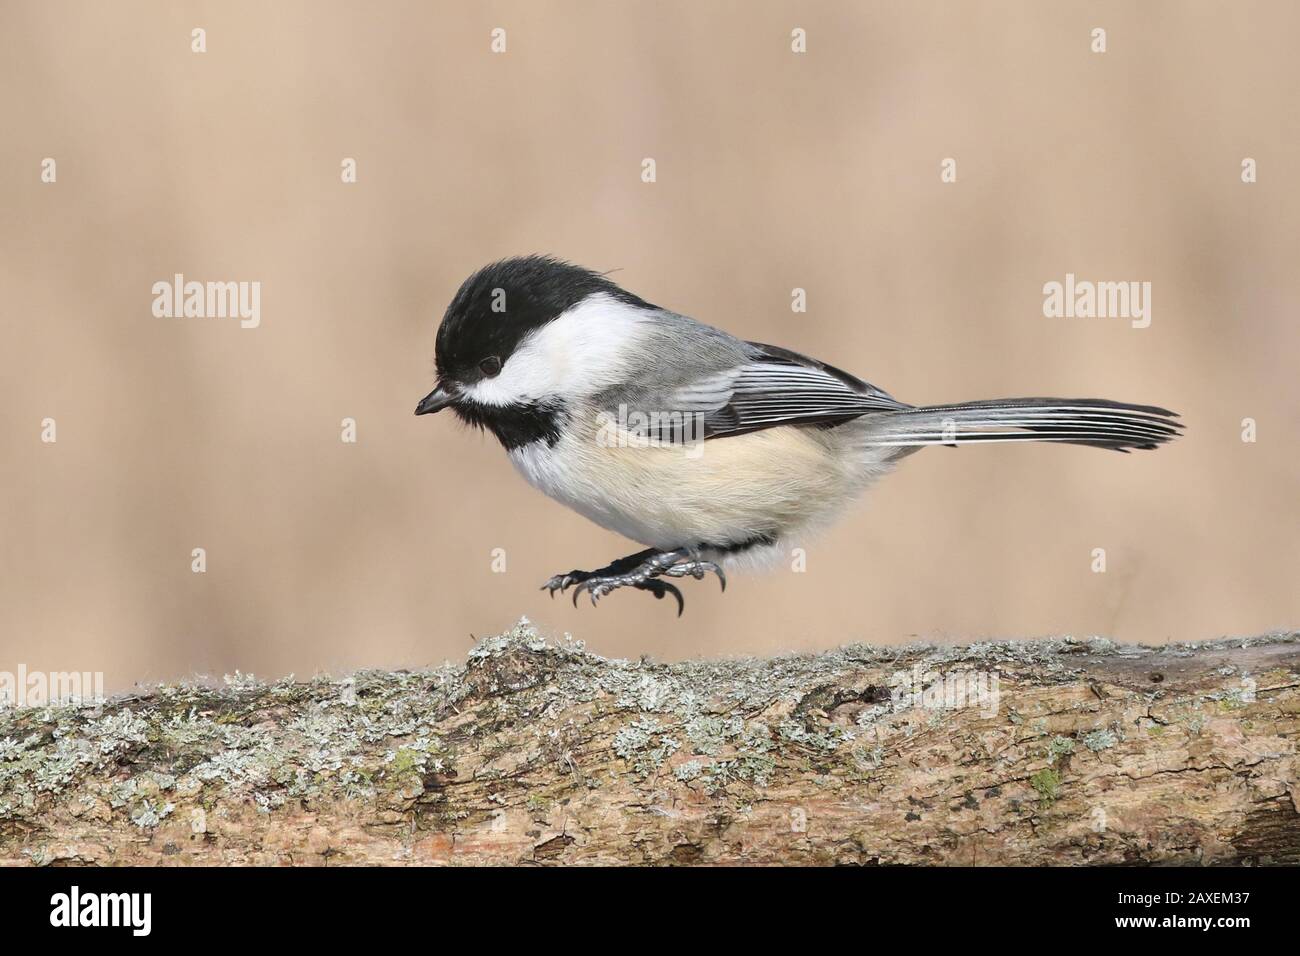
[1,622,1296,866]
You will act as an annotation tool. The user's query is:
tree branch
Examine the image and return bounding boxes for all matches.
[1,622,1296,865]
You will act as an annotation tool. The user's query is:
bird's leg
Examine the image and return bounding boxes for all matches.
[542,547,726,616]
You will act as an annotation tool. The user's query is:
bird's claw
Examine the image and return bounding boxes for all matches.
[660,560,726,592]
[638,579,685,615]
[542,570,589,597]
[541,549,717,614]
[569,575,685,615]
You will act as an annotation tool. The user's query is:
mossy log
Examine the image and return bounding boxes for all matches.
[1,622,1296,866]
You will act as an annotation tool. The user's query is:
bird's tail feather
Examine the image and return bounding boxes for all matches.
[861,398,1183,453]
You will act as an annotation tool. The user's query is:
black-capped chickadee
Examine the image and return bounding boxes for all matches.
[416,256,1181,613]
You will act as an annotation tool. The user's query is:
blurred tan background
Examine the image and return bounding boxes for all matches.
[2,1,1297,693]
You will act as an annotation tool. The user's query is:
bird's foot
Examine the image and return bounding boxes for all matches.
[541,548,654,597]
[541,569,596,594]
[540,548,726,615]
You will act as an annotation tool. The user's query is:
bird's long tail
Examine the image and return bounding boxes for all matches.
[861,398,1183,453]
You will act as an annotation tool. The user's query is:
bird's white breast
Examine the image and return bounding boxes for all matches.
[508,413,893,558]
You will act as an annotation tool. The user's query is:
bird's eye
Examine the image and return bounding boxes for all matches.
[478,355,503,378]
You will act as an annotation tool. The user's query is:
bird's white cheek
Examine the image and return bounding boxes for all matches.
[458,292,651,407]
[461,347,557,407]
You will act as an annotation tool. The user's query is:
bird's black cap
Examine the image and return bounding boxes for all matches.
[433,255,651,387]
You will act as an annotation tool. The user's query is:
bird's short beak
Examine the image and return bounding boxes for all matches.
[414,385,456,416]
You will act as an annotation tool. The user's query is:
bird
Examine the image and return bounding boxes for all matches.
[416,255,1182,614]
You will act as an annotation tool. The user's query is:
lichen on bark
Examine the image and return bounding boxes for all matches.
[0,621,1296,865]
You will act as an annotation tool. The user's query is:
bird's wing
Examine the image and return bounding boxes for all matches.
[661,342,909,441]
